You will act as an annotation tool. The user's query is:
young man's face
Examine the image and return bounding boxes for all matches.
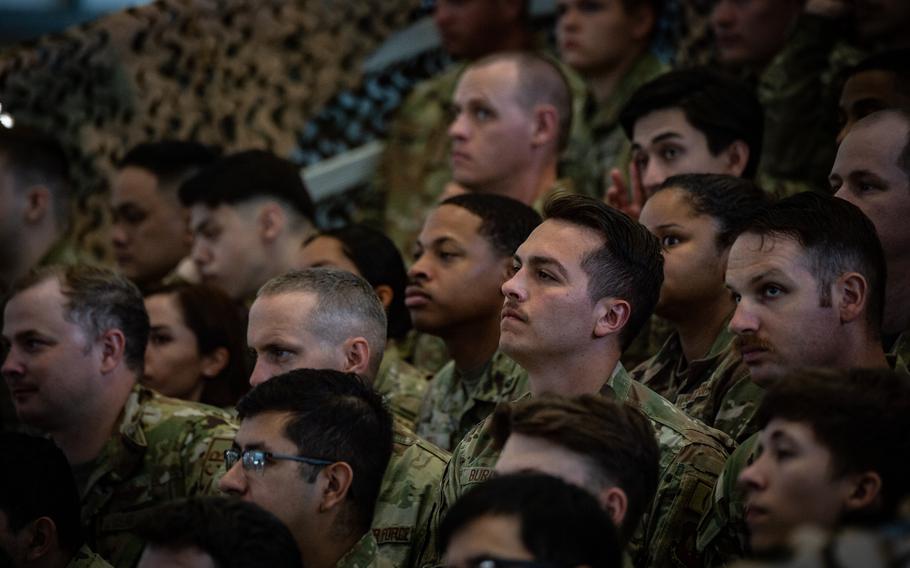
[739,419,857,553]
[297,236,361,276]
[830,115,910,272]
[443,514,535,568]
[407,204,510,337]
[247,291,346,386]
[2,278,105,431]
[110,166,192,286]
[711,0,801,66]
[836,71,910,144]
[726,234,842,387]
[639,188,728,322]
[449,61,537,194]
[556,0,645,75]
[631,108,744,196]
[499,220,603,364]
[190,203,266,301]
[218,411,321,546]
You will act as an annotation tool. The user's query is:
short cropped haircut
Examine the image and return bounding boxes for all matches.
[236,370,393,536]
[844,49,910,99]
[12,264,149,373]
[119,140,220,190]
[307,225,412,341]
[467,52,573,151]
[620,68,764,179]
[657,174,769,250]
[135,497,302,568]
[737,192,886,338]
[179,149,315,224]
[490,394,659,542]
[145,282,250,407]
[439,473,622,568]
[756,367,910,523]
[0,433,83,555]
[256,268,388,378]
[440,193,542,258]
[0,125,71,228]
[857,109,910,184]
[543,194,663,349]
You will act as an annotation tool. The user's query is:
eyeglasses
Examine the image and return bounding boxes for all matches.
[223,448,333,474]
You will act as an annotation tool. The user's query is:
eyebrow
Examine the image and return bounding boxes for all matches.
[526,255,570,280]
[632,131,682,151]
[749,269,790,286]
[655,223,682,231]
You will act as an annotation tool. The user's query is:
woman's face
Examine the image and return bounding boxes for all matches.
[639,188,730,322]
[142,293,208,401]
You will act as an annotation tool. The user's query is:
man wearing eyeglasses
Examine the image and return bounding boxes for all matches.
[219,369,394,568]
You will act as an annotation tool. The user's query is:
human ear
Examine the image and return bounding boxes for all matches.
[598,487,629,528]
[721,140,751,178]
[23,185,51,224]
[25,517,57,561]
[594,298,631,338]
[835,272,868,325]
[99,329,127,373]
[342,337,372,377]
[843,471,883,513]
[531,105,559,148]
[374,285,394,310]
[200,347,230,378]
[319,462,354,513]
[258,203,285,243]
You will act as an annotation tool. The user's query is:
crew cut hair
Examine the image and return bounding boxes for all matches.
[0,125,72,229]
[119,140,220,190]
[256,268,387,378]
[440,193,542,258]
[490,394,659,542]
[737,192,886,338]
[543,194,663,349]
[236,369,393,536]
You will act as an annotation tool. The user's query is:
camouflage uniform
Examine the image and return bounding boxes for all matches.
[418,364,732,568]
[750,14,864,199]
[374,419,450,568]
[376,341,432,431]
[631,324,765,444]
[79,385,238,568]
[415,351,530,452]
[338,532,394,568]
[68,545,113,568]
[561,52,668,200]
[888,331,909,374]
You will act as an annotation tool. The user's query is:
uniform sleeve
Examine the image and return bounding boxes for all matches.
[181,411,239,496]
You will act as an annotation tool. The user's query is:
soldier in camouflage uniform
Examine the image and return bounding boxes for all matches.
[247,269,449,568]
[417,195,732,568]
[698,192,895,566]
[298,225,431,428]
[2,265,237,568]
[633,174,769,444]
[714,369,910,564]
[831,110,910,377]
[220,370,394,568]
[556,0,668,199]
[407,194,540,451]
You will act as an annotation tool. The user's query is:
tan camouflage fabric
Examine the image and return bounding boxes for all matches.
[79,385,238,568]
[632,323,765,444]
[67,545,113,568]
[560,52,668,200]
[376,341,432,431]
[417,363,732,568]
[415,351,530,452]
[888,331,909,375]
[374,419,450,568]
[337,531,394,568]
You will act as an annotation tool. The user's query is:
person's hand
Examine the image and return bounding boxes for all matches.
[603,159,647,221]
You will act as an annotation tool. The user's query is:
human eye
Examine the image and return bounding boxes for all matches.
[508,258,522,276]
[412,246,424,262]
[536,269,557,282]
[761,284,785,299]
[661,235,682,249]
[659,145,682,161]
[266,345,295,364]
[728,289,742,304]
[20,335,51,353]
[633,151,649,170]
[472,104,494,122]
[149,330,173,346]
[578,0,604,13]
[436,247,462,263]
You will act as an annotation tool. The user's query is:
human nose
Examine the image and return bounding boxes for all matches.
[728,299,759,336]
[501,269,527,302]
[640,161,665,196]
[737,451,768,494]
[218,456,248,496]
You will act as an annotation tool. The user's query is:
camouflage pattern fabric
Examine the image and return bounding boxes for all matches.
[415,351,530,452]
[888,332,909,375]
[632,323,765,444]
[375,419,450,568]
[561,52,668,200]
[337,532,394,568]
[376,341,432,431]
[67,545,113,568]
[79,385,238,568]
[417,364,732,568]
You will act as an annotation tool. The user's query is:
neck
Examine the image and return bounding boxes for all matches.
[884,263,910,335]
[585,47,645,103]
[298,527,363,568]
[52,374,135,466]
[525,341,621,397]
[672,298,734,364]
[442,315,502,373]
[483,160,557,206]
[837,330,890,370]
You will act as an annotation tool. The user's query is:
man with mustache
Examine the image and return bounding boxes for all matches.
[417,194,731,568]
[698,191,891,565]
[407,193,541,451]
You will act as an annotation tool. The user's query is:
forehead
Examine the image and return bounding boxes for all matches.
[248,291,320,338]
[841,70,903,104]
[236,411,294,447]
[454,61,522,107]
[111,166,159,201]
[190,202,245,227]
[144,292,181,319]
[727,233,812,281]
[518,219,603,266]
[632,108,706,146]
[420,204,486,243]
[834,118,909,177]
[3,277,69,335]
[444,514,531,564]
[639,188,699,227]
[760,418,824,451]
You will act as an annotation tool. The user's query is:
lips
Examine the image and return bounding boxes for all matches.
[8,385,38,400]
[744,503,769,527]
[735,337,773,365]
[500,306,527,323]
[405,286,432,308]
[450,151,471,166]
